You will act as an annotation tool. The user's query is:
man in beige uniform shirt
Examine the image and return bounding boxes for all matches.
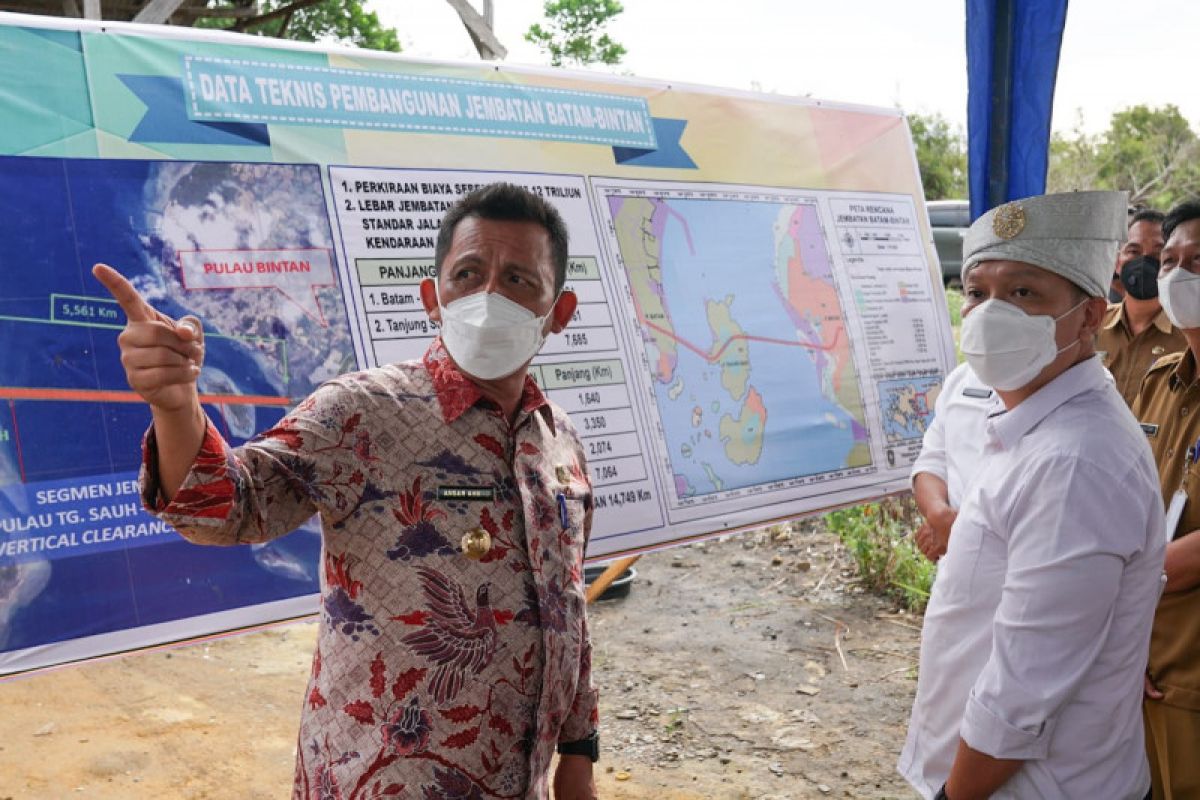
[1098,209,1186,405]
[1132,199,1200,799]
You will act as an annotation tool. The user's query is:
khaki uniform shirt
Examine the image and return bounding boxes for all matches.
[1132,349,1200,711]
[140,339,599,799]
[1098,303,1185,407]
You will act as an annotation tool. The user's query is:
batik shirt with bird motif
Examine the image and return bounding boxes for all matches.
[140,339,599,800]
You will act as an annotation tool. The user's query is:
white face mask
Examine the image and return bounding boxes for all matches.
[960,298,1087,391]
[438,289,557,380]
[1158,267,1200,329]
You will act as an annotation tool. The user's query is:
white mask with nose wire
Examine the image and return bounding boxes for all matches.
[1158,266,1200,329]
[960,297,1088,391]
[437,287,561,380]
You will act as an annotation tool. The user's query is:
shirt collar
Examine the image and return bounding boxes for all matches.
[422,338,552,427]
[1169,349,1199,391]
[1101,303,1123,331]
[985,356,1110,451]
[1153,306,1175,335]
[1103,301,1175,335]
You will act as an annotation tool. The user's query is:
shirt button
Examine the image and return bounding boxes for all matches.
[1185,407,1191,417]
[1168,448,1175,458]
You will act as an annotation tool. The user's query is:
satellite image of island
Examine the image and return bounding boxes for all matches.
[0,156,351,660]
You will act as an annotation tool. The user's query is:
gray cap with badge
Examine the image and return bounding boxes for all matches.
[961,190,1128,298]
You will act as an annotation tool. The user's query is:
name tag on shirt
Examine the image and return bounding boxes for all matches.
[962,387,993,399]
[437,486,496,502]
[1140,423,1160,438]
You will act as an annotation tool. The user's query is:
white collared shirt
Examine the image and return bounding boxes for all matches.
[899,357,1165,799]
[912,363,993,507]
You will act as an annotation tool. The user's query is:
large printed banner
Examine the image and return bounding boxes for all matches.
[0,15,956,674]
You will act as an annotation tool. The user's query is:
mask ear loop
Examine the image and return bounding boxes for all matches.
[1053,296,1092,357]
[434,271,446,316]
[530,288,567,349]
[1053,296,1090,323]
[542,286,566,322]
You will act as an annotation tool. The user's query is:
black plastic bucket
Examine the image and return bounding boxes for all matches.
[583,564,637,602]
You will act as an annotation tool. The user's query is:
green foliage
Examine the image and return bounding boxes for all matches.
[1050,105,1200,210]
[945,286,964,361]
[908,112,967,201]
[525,0,626,67]
[825,498,934,613]
[945,286,963,329]
[1097,105,1200,208]
[1047,111,1101,194]
[198,1,401,53]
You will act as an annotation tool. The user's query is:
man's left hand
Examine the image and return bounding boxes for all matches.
[553,754,597,800]
[915,520,948,562]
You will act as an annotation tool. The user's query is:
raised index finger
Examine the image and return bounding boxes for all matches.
[92,263,155,323]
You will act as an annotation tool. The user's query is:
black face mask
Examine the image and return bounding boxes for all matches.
[1121,255,1161,300]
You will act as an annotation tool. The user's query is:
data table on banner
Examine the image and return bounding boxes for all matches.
[327,166,665,547]
[828,196,952,467]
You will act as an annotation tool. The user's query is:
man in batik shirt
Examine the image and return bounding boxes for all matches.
[93,183,599,799]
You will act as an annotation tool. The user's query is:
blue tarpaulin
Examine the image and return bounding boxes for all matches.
[966,0,1069,219]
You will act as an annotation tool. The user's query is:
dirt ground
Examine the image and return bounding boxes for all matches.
[0,521,923,800]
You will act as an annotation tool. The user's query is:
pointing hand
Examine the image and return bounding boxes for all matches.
[92,263,205,413]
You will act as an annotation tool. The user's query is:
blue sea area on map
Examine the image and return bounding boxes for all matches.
[0,156,342,659]
[0,157,304,483]
[652,199,859,496]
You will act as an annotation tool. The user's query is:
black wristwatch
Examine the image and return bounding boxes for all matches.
[933,784,950,800]
[557,731,599,762]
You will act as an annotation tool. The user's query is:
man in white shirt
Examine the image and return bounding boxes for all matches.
[912,360,1117,562]
[911,363,991,562]
[898,191,1166,800]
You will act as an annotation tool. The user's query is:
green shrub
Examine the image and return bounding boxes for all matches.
[945,286,963,329]
[946,287,964,362]
[825,497,935,613]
